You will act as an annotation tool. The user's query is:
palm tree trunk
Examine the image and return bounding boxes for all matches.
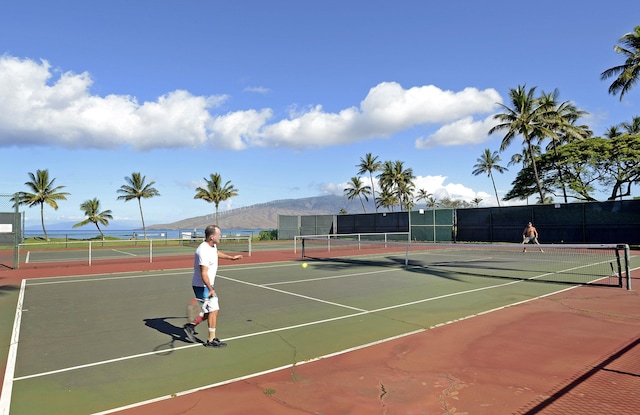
[138,199,147,239]
[369,172,378,213]
[551,142,568,203]
[40,203,48,241]
[527,140,546,203]
[358,195,366,213]
[490,172,501,207]
[95,223,104,239]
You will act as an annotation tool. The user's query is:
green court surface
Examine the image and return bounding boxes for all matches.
[17,238,253,265]
[2,247,637,415]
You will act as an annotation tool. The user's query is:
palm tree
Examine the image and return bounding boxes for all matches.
[356,153,382,212]
[601,26,640,101]
[472,149,507,206]
[12,169,70,241]
[117,172,160,239]
[621,115,640,134]
[375,188,398,212]
[73,198,113,239]
[377,160,415,211]
[604,125,623,138]
[415,189,432,207]
[194,173,239,225]
[537,89,591,203]
[472,197,483,207]
[489,85,555,203]
[344,176,372,213]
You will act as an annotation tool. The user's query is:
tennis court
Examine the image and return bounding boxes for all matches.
[1,242,639,414]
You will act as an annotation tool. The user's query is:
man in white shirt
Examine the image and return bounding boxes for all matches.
[184,224,242,347]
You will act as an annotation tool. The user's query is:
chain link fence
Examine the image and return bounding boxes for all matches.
[0,193,21,270]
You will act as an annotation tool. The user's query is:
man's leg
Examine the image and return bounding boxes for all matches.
[204,310,227,347]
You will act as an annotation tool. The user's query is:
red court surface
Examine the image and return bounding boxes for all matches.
[2,248,639,414]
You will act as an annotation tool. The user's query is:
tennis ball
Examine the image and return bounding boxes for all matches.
[301,262,308,269]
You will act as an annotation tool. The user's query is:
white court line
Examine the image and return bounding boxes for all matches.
[262,268,397,286]
[0,279,26,415]
[111,249,137,257]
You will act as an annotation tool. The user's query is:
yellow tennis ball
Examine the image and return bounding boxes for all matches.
[301,262,308,269]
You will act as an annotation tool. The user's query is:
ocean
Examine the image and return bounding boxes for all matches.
[23,228,264,240]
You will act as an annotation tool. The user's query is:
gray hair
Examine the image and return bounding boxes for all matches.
[204,225,220,239]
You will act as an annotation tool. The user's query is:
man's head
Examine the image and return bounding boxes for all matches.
[204,225,221,244]
[527,222,532,227]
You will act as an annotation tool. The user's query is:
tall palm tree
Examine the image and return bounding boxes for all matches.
[117,172,160,239]
[344,176,371,213]
[472,149,507,207]
[472,197,483,207]
[356,153,382,212]
[489,85,554,203]
[12,169,69,241]
[194,173,239,225]
[73,198,113,239]
[601,26,640,101]
[537,89,591,202]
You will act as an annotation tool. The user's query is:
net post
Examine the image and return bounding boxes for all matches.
[13,193,19,269]
[88,241,92,266]
[619,244,631,290]
[404,243,409,267]
[301,237,305,258]
[150,239,153,263]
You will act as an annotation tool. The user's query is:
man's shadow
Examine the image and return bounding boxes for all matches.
[143,317,200,344]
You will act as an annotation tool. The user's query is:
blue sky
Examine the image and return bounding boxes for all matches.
[1,0,639,228]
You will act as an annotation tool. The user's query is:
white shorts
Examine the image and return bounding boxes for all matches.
[202,296,220,313]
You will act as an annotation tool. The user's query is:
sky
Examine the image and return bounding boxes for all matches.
[1,0,639,228]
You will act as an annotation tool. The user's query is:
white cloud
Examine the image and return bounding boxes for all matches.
[0,56,229,150]
[0,55,504,151]
[243,86,270,94]
[328,174,502,207]
[415,115,500,149]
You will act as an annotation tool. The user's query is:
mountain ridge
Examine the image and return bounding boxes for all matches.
[147,195,376,230]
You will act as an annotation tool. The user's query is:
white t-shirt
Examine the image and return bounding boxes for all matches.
[192,241,219,287]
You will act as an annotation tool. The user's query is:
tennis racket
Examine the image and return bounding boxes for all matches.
[186,298,204,324]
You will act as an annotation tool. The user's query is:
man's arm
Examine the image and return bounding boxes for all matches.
[200,265,215,296]
[218,251,243,260]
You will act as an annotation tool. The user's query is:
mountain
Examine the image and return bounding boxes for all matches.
[147,195,377,230]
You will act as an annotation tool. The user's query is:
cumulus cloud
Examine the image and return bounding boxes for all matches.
[0,55,503,151]
[415,115,500,149]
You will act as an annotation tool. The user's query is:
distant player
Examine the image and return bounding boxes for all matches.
[522,222,543,252]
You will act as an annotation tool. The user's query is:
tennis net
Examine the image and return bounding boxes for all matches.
[301,237,631,289]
